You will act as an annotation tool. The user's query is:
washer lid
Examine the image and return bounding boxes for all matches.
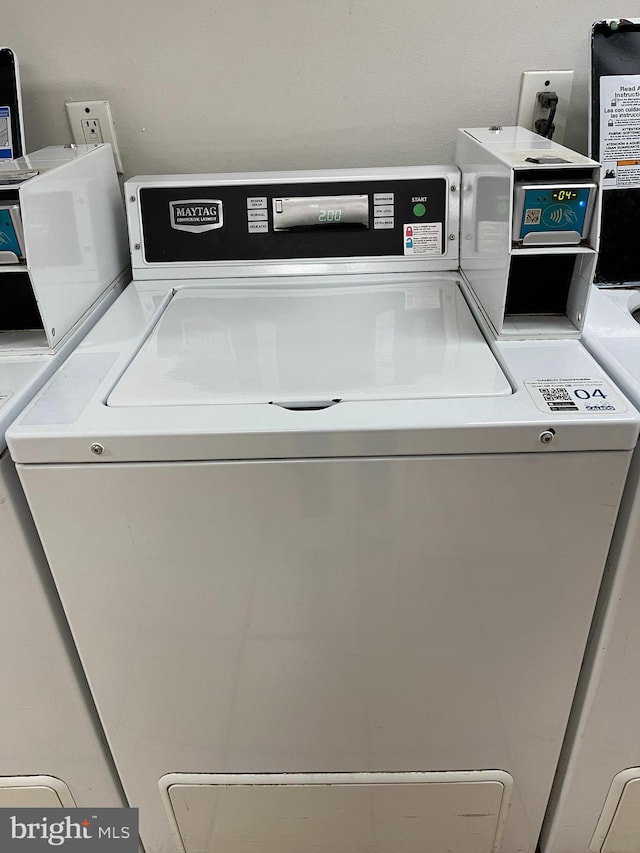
[107,280,511,407]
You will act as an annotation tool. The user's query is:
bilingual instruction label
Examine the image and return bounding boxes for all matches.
[403,222,442,255]
[0,391,13,409]
[525,378,627,414]
[600,75,640,189]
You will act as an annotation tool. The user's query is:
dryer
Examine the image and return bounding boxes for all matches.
[540,285,640,853]
[0,143,130,809]
[7,151,639,853]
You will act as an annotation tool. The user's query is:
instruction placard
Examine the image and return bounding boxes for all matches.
[600,75,640,189]
[525,378,627,414]
[403,222,442,256]
[0,391,13,410]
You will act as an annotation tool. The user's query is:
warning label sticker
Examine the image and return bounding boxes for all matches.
[0,391,13,409]
[476,221,509,256]
[403,222,442,256]
[600,75,640,189]
[525,378,627,414]
[404,288,443,310]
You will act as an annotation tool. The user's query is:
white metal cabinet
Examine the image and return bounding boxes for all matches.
[541,287,640,853]
[18,449,631,853]
[0,144,129,810]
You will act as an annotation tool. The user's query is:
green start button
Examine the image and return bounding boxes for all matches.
[413,203,426,217]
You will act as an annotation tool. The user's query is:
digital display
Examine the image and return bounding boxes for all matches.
[273,194,369,230]
[317,207,343,223]
[551,189,578,201]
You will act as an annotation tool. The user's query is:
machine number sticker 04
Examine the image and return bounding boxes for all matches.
[525,379,627,414]
[0,391,13,409]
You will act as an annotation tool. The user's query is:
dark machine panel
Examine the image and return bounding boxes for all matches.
[139,178,448,263]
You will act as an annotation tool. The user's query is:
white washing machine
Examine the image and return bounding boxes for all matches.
[540,285,640,853]
[6,157,639,853]
[0,143,130,809]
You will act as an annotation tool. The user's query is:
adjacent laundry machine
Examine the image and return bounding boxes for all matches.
[7,141,639,853]
[540,285,640,853]
[0,143,130,809]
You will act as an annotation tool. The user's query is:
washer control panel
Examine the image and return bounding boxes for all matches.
[136,173,452,265]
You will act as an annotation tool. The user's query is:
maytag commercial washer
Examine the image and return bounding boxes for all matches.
[541,285,640,853]
[7,143,639,853]
[0,143,130,808]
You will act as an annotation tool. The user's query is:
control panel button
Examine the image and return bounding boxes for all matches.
[373,217,394,229]
[247,197,267,209]
[374,205,394,218]
[413,203,427,217]
[247,210,268,221]
[374,192,394,205]
[248,222,269,233]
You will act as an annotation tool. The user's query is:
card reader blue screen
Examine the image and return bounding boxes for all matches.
[519,187,591,239]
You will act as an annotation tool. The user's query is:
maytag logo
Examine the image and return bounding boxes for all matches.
[170,199,223,233]
[0,809,137,851]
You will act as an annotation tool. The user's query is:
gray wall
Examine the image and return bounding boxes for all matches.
[5,1,610,178]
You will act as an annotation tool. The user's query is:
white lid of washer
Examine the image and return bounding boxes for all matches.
[107,278,511,408]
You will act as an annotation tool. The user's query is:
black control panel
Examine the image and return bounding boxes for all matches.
[139,178,448,263]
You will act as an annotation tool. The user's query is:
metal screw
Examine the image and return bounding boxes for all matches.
[539,430,556,444]
[489,125,503,132]
[134,243,141,250]
[129,195,135,202]
[450,185,457,192]
[90,443,105,455]
[51,328,55,337]
[449,234,456,241]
